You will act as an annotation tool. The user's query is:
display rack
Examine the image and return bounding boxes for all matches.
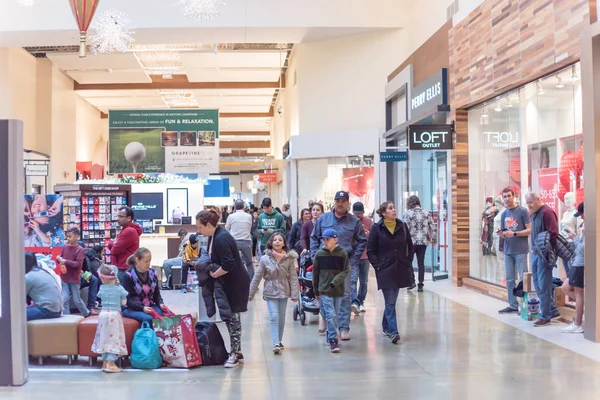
[55,184,132,263]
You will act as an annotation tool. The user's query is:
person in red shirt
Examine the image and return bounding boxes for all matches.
[108,206,142,283]
[57,227,89,317]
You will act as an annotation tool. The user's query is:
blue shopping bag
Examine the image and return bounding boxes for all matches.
[130,321,163,369]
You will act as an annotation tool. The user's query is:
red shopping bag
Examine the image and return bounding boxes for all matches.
[152,308,202,368]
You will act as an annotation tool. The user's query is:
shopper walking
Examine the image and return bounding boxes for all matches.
[226,199,255,280]
[108,206,142,283]
[403,196,437,292]
[310,191,367,341]
[248,233,299,354]
[561,202,585,333]
[351,202,373,314]
[497,188,531,314]
[257,198,286,255]
[300,203,324,254]
[367,201,413,344]
[526,192,560,327]
[196,210,250,368]
[288,208,310,253]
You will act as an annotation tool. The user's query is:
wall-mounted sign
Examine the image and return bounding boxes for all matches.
[410,69,448,120]
[259,172,277,183]
[408,125,454,150]
[380,151,408,163]
[25,164,48,176]
[483,131,520,148]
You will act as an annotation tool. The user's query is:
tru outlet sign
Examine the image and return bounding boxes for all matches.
[408,125,454,150]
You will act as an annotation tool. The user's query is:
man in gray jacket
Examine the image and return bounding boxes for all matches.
[226,199,255,281]
[311,191,367,341]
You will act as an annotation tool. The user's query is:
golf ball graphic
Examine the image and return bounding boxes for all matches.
[124,142,146,173]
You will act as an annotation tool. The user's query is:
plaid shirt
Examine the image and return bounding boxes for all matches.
[403,207,437,246]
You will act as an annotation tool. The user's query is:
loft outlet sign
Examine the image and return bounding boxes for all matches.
[410,69,448,119]
[409,125,454,150]
[483,131,520,148]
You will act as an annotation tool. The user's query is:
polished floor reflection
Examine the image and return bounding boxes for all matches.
[3,278,600,399]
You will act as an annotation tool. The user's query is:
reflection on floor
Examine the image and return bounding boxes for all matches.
[5,278,600,399]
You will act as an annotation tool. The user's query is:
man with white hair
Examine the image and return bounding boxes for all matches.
[525,191,559,327]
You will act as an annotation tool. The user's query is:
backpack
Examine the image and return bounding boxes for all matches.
[195,321,228,366]
[85,250,102,277]
[130,321,163,369]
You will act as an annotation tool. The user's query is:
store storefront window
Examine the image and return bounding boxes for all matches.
[468,63,583,286]
[297,155,375,216]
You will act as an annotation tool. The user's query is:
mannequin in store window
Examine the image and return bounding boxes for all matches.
[481,197,497,256]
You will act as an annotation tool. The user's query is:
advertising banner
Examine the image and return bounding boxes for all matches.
[539,168,559,213]
[24,194,65,271]
[341,167,375,215]
[109,110,219,174]
[259,173,277,183]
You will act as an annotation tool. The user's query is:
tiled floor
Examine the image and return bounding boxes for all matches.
[4,278,600,399]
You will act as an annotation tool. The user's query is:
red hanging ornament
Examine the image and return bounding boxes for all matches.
[557,182,568,203]
[576,144,584,174]
[68,0,101,58]
[558,151,579,189]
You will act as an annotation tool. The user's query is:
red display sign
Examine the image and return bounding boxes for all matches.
[539,167,559,213]
[259,173,277,183]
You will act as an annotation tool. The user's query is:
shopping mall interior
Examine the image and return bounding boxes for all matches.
[3,0,600,397]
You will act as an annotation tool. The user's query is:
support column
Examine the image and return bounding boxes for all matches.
[451,109,469,286]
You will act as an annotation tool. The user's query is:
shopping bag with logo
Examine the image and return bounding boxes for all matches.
[187,270,199,293]
[152,308,202,368]
[130,321,163,369]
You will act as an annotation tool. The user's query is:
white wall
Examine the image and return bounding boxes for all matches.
[76,96,108,164]
[50,66,77,187]
[290,128,380,159]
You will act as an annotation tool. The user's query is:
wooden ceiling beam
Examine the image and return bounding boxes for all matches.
[220,141,270,149]
[75,81,281,91]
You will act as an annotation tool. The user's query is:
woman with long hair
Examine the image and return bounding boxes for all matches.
[300,203,325,254]
[196,210,250,368]
[288,208,310,253]
[403,195,437,292]
[367,201,413,344]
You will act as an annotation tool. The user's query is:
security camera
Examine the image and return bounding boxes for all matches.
[277,106,283,116]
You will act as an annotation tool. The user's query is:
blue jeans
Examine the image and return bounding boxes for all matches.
[122,305,164,325]
[265,297,288,346]
[236,240,255,282]
[351,259,370,305]
[62,282,89,316]
[338,268,352,332]
[381,288,399,335]
[530,254,557,320]
[81,275,100,310]
[102,353,117,362]
[505,253,528,309]
[321,295,342,342]
[26,306,61,321]
[162,257,183,285]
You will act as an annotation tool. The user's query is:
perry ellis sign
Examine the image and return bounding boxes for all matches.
[408,125,454,150]
[410,69,448,119]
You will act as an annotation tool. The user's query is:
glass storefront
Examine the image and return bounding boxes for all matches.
[468,63,583,286]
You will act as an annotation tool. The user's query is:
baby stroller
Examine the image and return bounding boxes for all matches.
[293,253,320,325]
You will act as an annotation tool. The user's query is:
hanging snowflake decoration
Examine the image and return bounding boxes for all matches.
[176,0,226,21]
[89,9,135,54]
[16,0,34,6]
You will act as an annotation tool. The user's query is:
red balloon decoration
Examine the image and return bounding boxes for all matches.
[558,151,579,188]
[576,187,584,206]
[509,156,521,184]
[557,182,568,203]
[501,185,521,198]
[576,144,584,173]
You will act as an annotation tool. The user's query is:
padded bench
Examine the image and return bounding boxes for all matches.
[28,315,84,365]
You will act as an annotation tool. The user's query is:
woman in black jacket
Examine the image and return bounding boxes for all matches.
[196,210,250,369]
[367,201,413,345]
[287,208,310,253]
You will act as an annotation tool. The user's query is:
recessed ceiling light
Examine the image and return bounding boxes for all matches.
[556,76,564,89]
[162,74,173,80]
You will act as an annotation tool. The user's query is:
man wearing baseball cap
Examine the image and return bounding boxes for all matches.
[310,190,367,341]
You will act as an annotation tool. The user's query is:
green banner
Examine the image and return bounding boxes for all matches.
[108,109,219,174]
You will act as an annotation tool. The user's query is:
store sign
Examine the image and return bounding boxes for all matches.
[539,168,559,213]
[259,172,277,183]
[483,131,520,148]
[410,69,448,119]
[25,164,48,176]
[408,125,454,150]
[380,151,408,162]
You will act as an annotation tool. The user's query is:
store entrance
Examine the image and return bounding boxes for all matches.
[408,150,450,281]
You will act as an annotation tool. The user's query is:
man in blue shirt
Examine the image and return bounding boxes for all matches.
[311,191,367,341]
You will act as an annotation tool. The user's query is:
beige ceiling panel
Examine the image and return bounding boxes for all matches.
[190,95,273,106]
[68,70,152,84]
[180,52,287,69]
[220,118,272,131]
[47,53,143,71]
[86,96,164,108]
[193,88,276,97]
[186,68,280,82]
[77,89,160,98]
[215,105,271,113]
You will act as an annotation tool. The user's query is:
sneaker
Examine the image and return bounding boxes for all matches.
[351,303,360,315]
[224,353,240,368]
[359,304,366,313]
[561,322,584,333]
[382,331,392,338]
[417,287,424,293]
[391,334,401,345]
[273,345,282,355]
[340,331,351,341]
[534,318,551,327]
[181,287,187,294]
[329,340,340,353]
[498,306,518,314]
[407,282,417,291]
[318,317,326,335]
[278,343,285,350]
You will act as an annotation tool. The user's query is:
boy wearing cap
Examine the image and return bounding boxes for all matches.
[561,202,585,334]
[313,228,349,353]
[182,234,200,293]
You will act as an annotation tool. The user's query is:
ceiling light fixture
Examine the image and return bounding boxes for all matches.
[494,102,502,112]
[90,9,135,54]
[162,73,173,80]
[556,76,564,89]
[537,80,545,95]
[505,98,512,108]
[176,0,226,21]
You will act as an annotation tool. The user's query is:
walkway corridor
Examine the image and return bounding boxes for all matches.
[4,282,600,399]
